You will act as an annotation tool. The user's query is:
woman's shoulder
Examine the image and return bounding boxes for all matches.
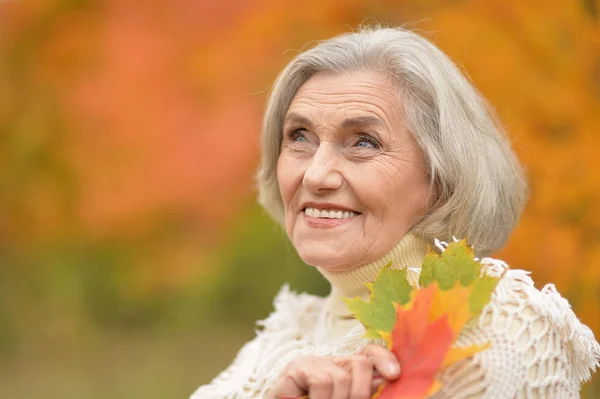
[438,256,600,398]
[481,256,599,382]
[257,284,326,335]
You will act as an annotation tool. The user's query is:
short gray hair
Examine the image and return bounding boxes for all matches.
[256,26,528,256]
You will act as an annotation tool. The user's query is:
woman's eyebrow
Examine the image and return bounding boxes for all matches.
[341,116,385,128]
[284,113,385,129]
[284,112,313,128]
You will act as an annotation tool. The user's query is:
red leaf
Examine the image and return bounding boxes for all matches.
[376,285,455,399]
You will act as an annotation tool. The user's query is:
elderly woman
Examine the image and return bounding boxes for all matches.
[192,26,599,398]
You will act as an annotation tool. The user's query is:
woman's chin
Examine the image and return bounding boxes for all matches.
[289,226,367,271]
[294,245,355,272]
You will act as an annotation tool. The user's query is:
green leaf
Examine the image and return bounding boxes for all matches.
[342,262,413,339]
[469,274,499,315]
[419,240,480,290]
[418,247,436,288]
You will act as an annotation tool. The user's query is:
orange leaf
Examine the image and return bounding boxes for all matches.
[375,285,455,399]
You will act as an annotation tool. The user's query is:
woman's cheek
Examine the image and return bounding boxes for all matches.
[277,154,302,209]
[277,154,292,200]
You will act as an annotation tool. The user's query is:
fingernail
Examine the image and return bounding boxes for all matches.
[386,362,400,376]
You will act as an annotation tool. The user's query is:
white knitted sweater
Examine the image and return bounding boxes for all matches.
[191,234,600,399]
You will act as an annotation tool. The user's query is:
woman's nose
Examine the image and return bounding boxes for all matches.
[302,143,343,193]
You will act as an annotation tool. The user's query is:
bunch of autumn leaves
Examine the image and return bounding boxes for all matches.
[343,240,501,399]
[285,240,502,399]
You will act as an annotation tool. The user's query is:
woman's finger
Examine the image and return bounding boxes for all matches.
[370,375,385,394]
[269,353,385,399]
[303,366,333,399]
[328,364,351,399]
[359,344,400,381]
[333,354,382,399]
[347,355,374,399]
[268,357,310,399]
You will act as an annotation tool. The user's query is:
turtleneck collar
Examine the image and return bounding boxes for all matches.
[318,232,427,318]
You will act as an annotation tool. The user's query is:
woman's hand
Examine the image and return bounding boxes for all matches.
[265,344,400,399]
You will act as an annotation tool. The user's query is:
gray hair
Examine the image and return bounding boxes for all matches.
[256,26,528,256]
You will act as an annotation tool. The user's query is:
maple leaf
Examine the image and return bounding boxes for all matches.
[375,285,454,399]
[375,283,490,399]
[419,239,479,289]
[419,240,500,317]
[343,262,413,339]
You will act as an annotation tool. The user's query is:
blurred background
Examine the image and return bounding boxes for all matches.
[0,0,599,398]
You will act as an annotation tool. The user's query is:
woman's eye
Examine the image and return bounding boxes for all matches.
[290,130,308,142]
[355,135,380,149]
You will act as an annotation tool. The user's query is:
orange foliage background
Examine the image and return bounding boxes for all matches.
[0,0,598,397]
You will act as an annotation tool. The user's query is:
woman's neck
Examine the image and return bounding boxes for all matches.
[318,232,427,317]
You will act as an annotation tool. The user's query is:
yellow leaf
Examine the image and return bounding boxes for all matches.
[443,343,490,367]
[429,283,474,334]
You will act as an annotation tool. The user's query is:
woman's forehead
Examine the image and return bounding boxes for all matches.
[285,70,402,127]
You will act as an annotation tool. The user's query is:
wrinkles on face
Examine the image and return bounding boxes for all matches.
[277,70,430,271]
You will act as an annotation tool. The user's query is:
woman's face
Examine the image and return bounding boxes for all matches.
[277,70,430,271]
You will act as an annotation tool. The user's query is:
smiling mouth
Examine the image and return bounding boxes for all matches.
[303,207,360,219]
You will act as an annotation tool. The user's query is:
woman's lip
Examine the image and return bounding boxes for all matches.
[302,212,359,228]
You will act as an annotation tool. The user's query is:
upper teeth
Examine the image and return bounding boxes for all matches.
[304,208,358,219]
